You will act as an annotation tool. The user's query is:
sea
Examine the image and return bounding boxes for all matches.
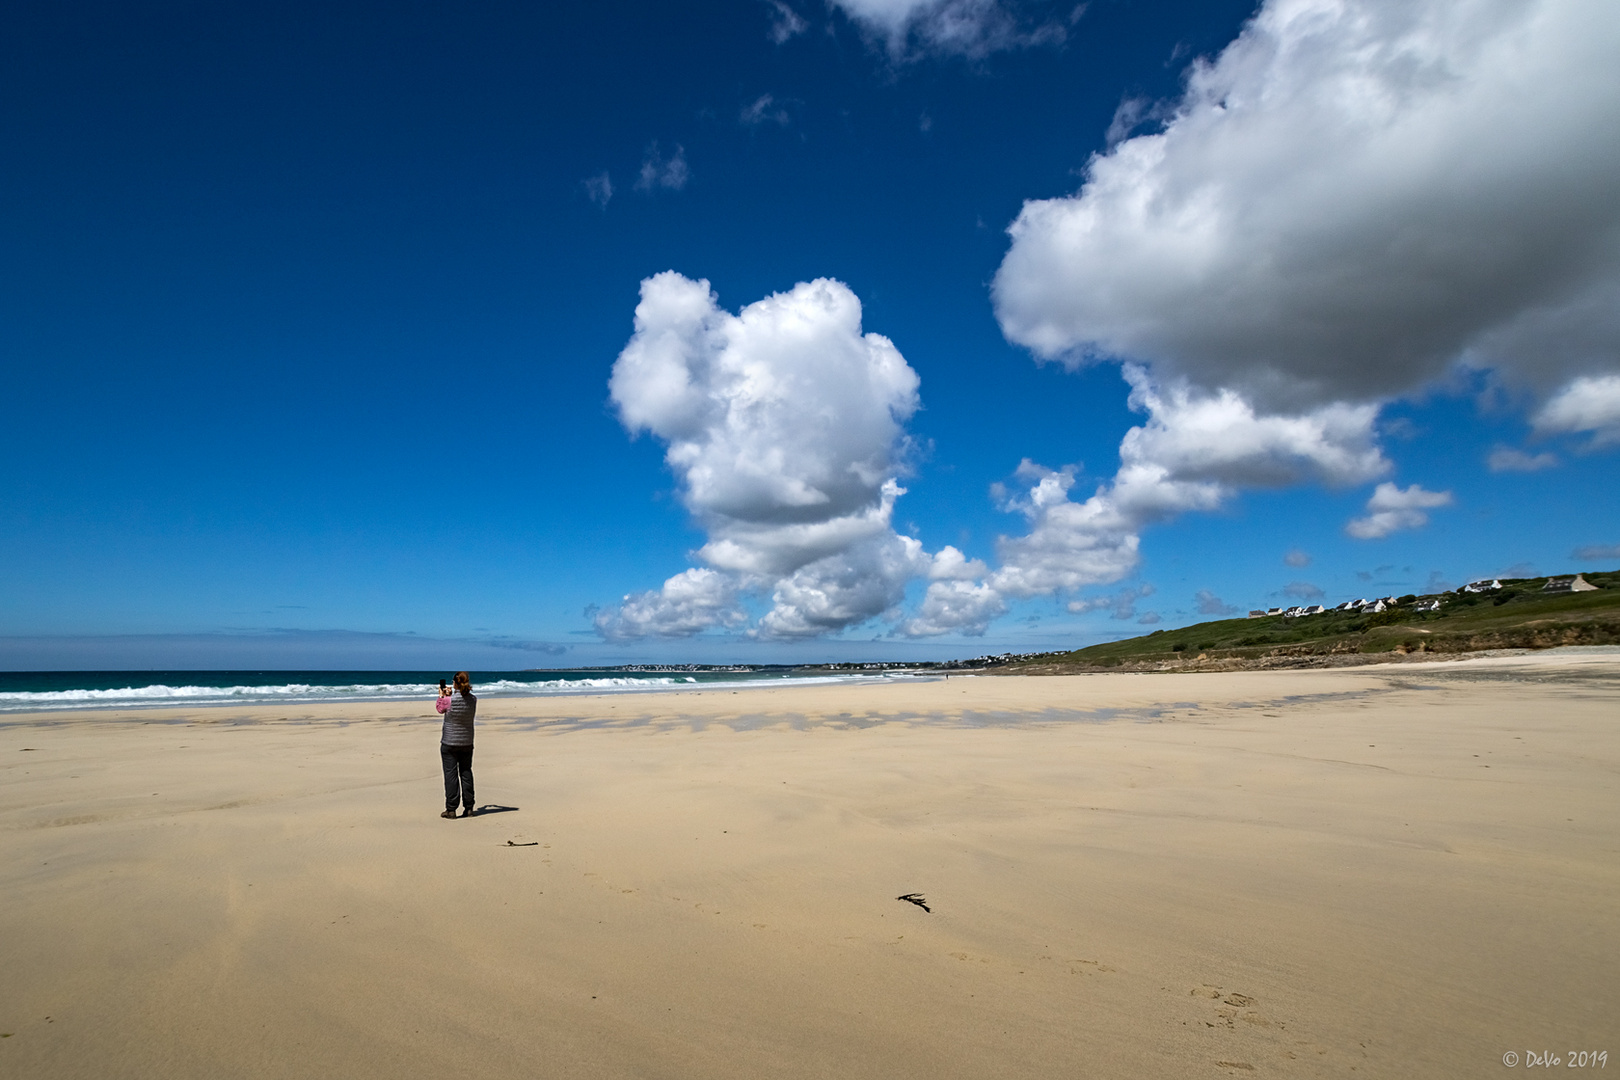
[0,668,923,714]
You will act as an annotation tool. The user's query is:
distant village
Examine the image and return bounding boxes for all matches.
[1247,574,1600,620]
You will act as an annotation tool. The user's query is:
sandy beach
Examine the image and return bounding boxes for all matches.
[2,653,1616,1079]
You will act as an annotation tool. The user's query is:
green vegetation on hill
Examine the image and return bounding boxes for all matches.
[1018,570,1620,671]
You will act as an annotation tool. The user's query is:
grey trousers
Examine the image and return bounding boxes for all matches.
[440,743,474,813]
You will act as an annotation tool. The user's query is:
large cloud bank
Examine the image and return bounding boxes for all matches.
[596,273,984,641]
[980,0,1618,603]
[994,0,1620,412]
[602,0,1619,642]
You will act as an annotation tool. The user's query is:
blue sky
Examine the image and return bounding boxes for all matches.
[3,0,1617,669]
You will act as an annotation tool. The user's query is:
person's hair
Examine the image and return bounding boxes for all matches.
[453,671,471,692]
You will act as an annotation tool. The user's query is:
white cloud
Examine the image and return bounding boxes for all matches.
[635,143,689,193]
[598,273,934,640]
[741,94,792,128]
[1487,446,1559,472]
[977,0,1616,613]
[582,171,613,208]
[1531,374,1620,447]
[993,0,1620,413]
[899,579,1007,638]
[764,0,808,43]
[1346,482,1453,539]
[987,460,1152,598]
[594,569,746,643]
[1117,366,1387,488]
[756,533,930,639]
[895,545,1002,637]
[828,0,1065,59]
[984,365,1387,600]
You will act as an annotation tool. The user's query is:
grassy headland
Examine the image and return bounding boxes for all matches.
[1007,570,1620,673]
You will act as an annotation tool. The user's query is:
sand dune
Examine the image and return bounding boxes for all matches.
[2,652,1616,1078]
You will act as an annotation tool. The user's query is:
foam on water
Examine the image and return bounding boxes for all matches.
[0,671,914,713]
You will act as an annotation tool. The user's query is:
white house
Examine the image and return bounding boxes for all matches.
[1543,574,1599,593]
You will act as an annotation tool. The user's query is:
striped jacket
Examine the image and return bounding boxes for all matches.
[441,690,476,746]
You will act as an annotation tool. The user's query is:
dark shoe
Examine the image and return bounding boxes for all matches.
[441,810,457,819]
[462,807,476,818]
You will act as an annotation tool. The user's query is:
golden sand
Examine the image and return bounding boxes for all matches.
[2,653,1616,1078]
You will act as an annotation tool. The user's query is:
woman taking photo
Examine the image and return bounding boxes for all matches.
[439,671,477,819]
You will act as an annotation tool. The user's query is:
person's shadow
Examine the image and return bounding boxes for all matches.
[468,804,519,817]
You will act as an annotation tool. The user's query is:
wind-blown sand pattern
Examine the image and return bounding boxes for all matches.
[2,652,1616,1078]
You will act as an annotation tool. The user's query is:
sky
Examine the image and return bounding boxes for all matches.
[3,0,1618,669]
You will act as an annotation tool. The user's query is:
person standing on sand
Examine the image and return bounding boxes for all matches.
[440,671,477,819]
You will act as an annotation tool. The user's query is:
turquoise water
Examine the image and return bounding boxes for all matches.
[0,668,908,713]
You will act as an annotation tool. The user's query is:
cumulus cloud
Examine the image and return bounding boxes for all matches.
[1117,368,1388,487]
[993,0,1620,414]
[1281,581,1324,600]
[1487,446,1559,472]
[1532,374,1620,448]
[900,576,1007,637]
[974,0,1618,616]
[1194,589,1239,615]
[983,365,1387,599]
[1284,548,1310,567]
[594,569,745,642]
[1346,482,1453,539]
[987,460,1153,599]
[828,0,1066,59]
[635,143,689,193]
[598,273,944,640]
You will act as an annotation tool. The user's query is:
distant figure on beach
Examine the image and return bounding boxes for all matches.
[440,671,477,819]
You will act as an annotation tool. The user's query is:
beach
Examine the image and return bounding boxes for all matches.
[2,653,1616,1079]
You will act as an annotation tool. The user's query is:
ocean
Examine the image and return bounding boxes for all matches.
[0,668,918,714]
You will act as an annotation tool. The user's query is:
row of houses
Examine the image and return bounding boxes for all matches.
[1243,574,1600,621]
[1247,596,1395,619]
